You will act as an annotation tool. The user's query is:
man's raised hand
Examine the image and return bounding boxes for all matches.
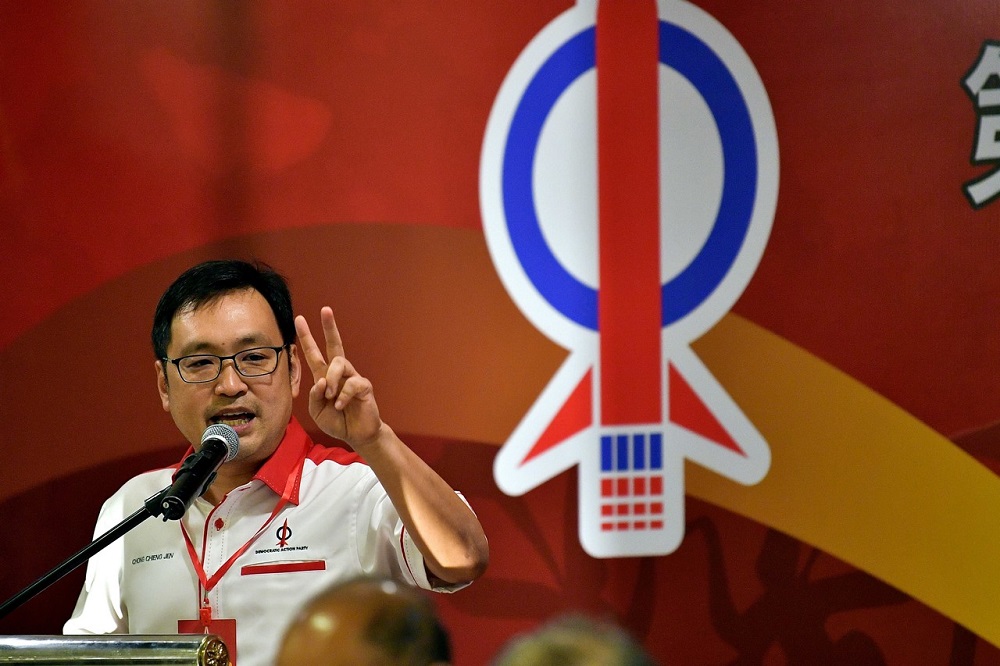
[294,307,383,449]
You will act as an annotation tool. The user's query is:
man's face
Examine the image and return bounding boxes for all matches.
[155,289,301,467]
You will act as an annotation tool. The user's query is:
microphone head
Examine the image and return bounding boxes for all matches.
[201,423,240,461]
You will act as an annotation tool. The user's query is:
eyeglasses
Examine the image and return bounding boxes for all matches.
[163,345,288,384]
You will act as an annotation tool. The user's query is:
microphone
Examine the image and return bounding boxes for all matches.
[159,424,240,521]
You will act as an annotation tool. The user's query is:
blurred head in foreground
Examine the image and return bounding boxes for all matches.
[277,576,451,666]
[491,614,657,666]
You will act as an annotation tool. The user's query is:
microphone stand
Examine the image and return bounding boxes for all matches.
[0,487,171,620]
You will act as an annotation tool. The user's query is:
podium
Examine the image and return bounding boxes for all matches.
[0,635,229,665]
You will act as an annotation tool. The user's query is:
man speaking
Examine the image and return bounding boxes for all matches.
[63,259,489,666]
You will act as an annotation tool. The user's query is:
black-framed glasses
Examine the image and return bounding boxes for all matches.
[163,345,288,384]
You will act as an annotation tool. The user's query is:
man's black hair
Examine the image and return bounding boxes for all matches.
[151,259,295,359]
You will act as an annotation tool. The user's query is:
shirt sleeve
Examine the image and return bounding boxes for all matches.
[399,516,472,594]
[63,492,129,635]
[352,473,473,594]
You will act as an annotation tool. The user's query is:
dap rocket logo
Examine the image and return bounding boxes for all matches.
[480,0,779,557]
[276,519,293,548]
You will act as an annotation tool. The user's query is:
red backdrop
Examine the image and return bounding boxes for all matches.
[2,2,1000,663]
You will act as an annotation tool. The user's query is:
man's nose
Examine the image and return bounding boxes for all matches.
[215,360,247,394]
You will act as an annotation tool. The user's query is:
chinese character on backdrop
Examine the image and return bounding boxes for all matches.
[963,41,1000,208]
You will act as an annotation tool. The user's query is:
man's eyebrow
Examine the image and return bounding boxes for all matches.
[175,334,273,356]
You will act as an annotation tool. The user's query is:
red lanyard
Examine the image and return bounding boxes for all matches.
[181,464,299,624]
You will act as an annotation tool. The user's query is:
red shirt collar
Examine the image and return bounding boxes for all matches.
[253,416,310,504]
[174,416,312,506]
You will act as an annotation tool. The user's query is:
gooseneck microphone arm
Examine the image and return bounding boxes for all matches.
[0,424,239,620]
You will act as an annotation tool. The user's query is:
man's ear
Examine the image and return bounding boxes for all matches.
[155,360,171,412]
[288,344,302,399]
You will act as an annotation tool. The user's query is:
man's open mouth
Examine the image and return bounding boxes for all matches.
[210,412,255,427]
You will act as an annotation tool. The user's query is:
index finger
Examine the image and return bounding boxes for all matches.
[294,314,329,382]
[321,306,346,360]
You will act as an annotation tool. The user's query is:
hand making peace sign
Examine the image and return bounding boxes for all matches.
[294,307,384,450]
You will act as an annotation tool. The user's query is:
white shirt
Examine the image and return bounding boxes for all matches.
[64,418,460,666]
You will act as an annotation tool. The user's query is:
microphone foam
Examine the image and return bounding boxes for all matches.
[201,423,240,461]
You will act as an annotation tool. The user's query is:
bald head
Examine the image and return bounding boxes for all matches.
[491,614,656,666]
[277,578,451,666]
